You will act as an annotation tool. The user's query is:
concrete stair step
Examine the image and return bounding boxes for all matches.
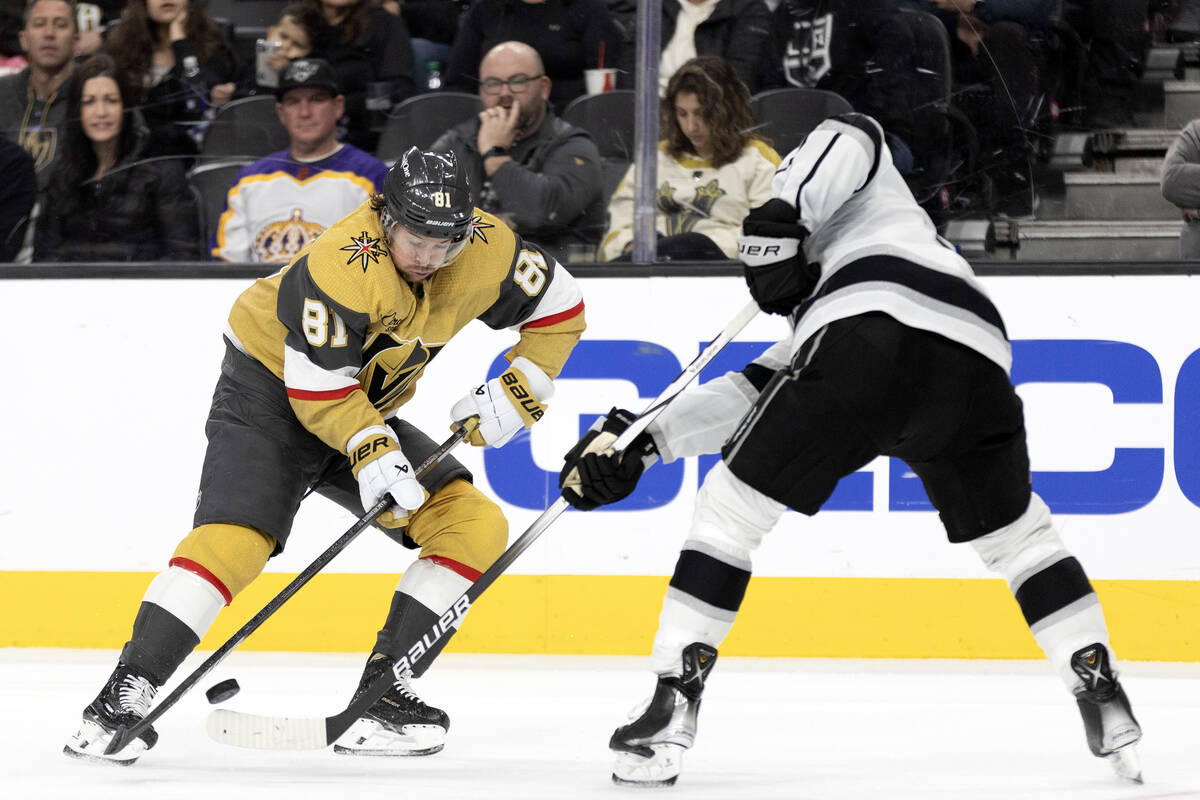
[994,219,1183,260]
[1162,80,1200,127]
[1063,172,1179,219]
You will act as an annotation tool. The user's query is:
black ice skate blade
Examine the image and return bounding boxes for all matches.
[611,773,678,788]
[62,744,139,767]
[332,743,445,757]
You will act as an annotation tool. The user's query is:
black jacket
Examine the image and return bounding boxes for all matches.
[315,6,415,150]
[430,107,605,259]
[34,122,202,262]
[761,0,915,145]
[661,0,772,93]
[139,36,241,161]
[445,0,623,113]
[0,134,34,261]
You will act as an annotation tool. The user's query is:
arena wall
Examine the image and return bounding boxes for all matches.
[2,272,1196,661]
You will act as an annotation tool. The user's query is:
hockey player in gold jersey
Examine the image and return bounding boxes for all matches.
[64,147,586,764]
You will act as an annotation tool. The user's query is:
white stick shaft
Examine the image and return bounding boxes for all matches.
[614,299,760,451]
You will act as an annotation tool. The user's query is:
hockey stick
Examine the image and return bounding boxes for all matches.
[103,419,477,756]
[205,299,761,751]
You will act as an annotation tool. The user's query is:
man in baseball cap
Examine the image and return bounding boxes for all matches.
[274,57,342,100]
[211,58,388,263]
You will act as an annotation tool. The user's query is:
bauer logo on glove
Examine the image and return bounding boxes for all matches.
[738,198,819,316]
[450,356,554,447]
[348,426,428,528]
[502,370,544,422]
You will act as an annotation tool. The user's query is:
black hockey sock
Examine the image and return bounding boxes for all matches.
[118,601,200,686]
[1013,556,1096,628]
[669,548,751,615]
[373,592,455,679]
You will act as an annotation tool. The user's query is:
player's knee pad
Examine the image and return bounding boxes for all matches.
[688,461,785,563]
[970,493,1068,590]
[405,479,507,577]
[171,523,274,601]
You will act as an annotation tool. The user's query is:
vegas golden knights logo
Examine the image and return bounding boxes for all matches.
[659,179,727,236]
[357,335,444,408]
[21,128,57,173]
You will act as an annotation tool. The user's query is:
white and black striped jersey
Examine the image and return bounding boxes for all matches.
[771,112,1011,374]
[646,113,1011,463]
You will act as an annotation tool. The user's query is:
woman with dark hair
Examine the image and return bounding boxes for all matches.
[104,0,239,158]
[599,54,780,262]
[302,0,414,149]
[34,54,202,262]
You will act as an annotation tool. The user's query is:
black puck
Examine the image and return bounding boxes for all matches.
[205,678,241,704]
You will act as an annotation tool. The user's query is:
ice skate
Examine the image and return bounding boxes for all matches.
[610,643,717,787]
[63,662,160,765]
[333,653,449,756]
[1071,643,1143,784]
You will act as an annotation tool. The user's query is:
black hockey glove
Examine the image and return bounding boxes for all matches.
[559,407,659,511]
[738,198,819,316]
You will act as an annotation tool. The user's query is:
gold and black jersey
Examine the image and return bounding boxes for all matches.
[225,201,586,458]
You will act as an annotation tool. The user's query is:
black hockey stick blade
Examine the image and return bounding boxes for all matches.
[206,300,761,751]
[103,420,475,756]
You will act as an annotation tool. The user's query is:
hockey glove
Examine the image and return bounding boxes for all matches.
[738,198,820,316]
[350,428,427,528]
[559,407,659,511]
[450,356,554,447]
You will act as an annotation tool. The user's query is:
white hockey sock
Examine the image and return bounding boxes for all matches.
[142,564,226,641]
[1032,600,1115,692]
[395,557,473,627]
[971,493,1115,692]
[649,463,783,676]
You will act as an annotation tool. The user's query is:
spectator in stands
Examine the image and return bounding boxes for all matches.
[905,0,1053,216]
[301,0,414,151]
[34,54,201,261]
[599,55,779,261]
[103,0,239,160]
[1160,117,1200,258]
[761,0,915,173]
[658,0,772,95]
[445,0,623,113]
[0,134,35,261]
[0,0,77,187]
[73,0,120,57]
[233,2,323,96]
[398,0,469,92]
[0,0,23,66]
[431,40,605,260]
[214,58,387,263]
[1063,0,1149,128]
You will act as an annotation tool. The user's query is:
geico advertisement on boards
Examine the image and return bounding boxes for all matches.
[3,275,1198,582]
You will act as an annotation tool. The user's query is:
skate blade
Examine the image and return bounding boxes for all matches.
[332,718,445,757]
[1105,744,1143,784]
[611,744,684,787]
[62,720,144,766]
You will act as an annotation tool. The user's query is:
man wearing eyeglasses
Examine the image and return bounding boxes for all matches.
[430,40,605,262]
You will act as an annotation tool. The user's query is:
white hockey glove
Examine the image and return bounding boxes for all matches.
[559,407,659,511]
[738,199,820,316]
[349,428,427,527]
[450,356,554,447]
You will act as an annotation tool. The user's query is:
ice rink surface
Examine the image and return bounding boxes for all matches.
[3,648,1198,800]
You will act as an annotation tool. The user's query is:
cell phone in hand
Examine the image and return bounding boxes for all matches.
[256,39,282,88]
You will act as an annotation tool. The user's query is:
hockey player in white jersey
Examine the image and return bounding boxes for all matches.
[559,112,1143,787]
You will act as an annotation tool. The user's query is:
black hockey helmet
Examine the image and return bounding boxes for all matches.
[381,147,472,244]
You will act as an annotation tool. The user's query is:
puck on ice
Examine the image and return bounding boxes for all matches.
[205,678,240,704]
